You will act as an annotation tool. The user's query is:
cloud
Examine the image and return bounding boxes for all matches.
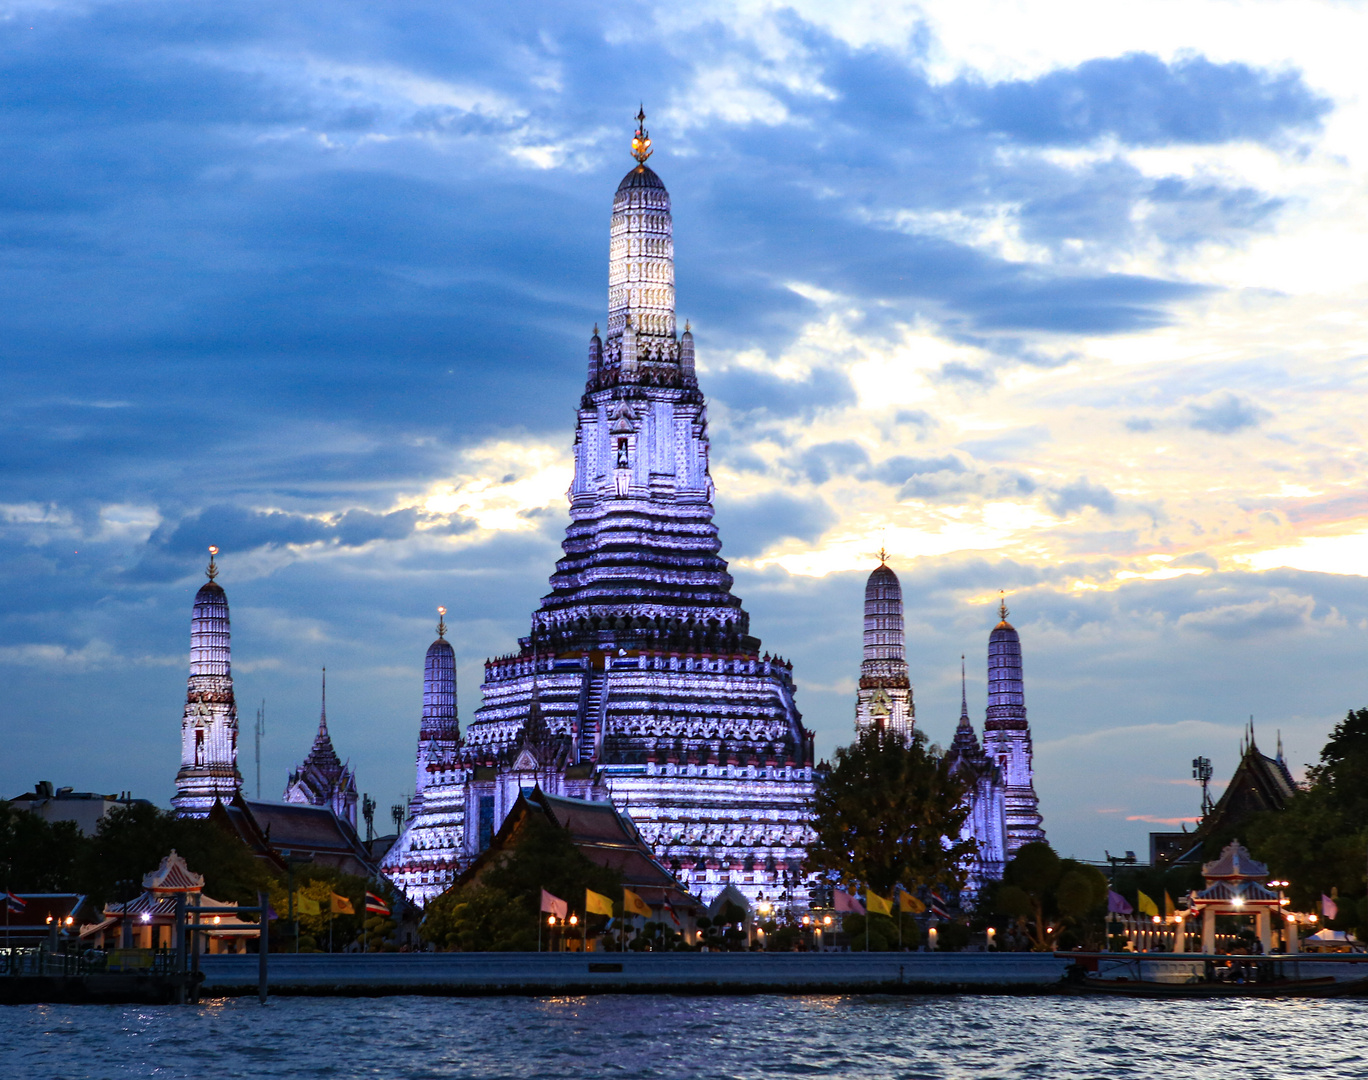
[1046,478,1118,517]
[1187,392,1269,434]
[717,492,836,559]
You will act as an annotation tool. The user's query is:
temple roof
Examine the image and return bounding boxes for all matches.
[1202,839,1269,881]
[617,164,666,193]
[142,850,204,893]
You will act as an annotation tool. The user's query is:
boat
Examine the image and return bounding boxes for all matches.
[1057,952,1368,998]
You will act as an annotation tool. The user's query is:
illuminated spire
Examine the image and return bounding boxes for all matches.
[631,105,652,163]
[206,545,219,581]
[437,606,447,640]
[960,655,969,724]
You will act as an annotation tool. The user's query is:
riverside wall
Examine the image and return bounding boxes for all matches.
[198,952,1073,997]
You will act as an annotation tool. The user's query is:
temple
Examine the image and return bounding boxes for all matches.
[853,554,914,742]
[944,656,1008,896]
[384,112,817,906]
[381,609,467,903]
[283,670,359,828]
[171,547,243,817]
[982,598,1046,854]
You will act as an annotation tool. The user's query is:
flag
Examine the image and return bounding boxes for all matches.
[540,889,568,920]
[1164,892,1176,917]
[898,891,925,914]
[1107,890,1133,915]
[833,888,865,915]
[1136,891,1159,918]
[585,888,615,917]
[865,890,893,917]
[928,897,950,921]
[366,891,391,916]
[4,892,26,913]
[663,899,682,928]
[1323,894,1339,920]
[295,893,321,916]
[623,888,653,918]
[330,892,354,915]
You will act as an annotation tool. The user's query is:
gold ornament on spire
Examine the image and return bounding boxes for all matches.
[631,106,652,164]
[437,606,448,639]
[999,590,1009,622]
[876,547,889,566]
[206,545,219,581]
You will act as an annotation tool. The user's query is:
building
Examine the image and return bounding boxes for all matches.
[981,598,1045,855]
[283,671,359,828]
[79,850,259,953]
[943,657,1007,895]
[171,547,243,817]
[853,555,914,743]
[454,786,701,934]
[166,551,377,878]
[8,782,151,835]
[1152,725,1297,866]
[380,610,466,902]
[385,113,817,907]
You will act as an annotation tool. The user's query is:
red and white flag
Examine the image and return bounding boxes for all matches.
[663,899,682,928]
[365,891,391,916]
[833,888,866,916]
[4,892,26,913]
[540,889,568,920]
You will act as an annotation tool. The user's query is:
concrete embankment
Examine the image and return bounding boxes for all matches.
[199,952,1072,997]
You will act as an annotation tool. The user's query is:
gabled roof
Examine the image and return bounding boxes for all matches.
[1202,839,1269,882]
[451,788,699,910]
[212,793,375,878]
[143,850,204,893]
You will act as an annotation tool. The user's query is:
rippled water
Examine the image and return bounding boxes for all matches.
[4,994,1366,1079]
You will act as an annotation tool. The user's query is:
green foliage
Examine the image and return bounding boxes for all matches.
[842,912,925,951]
[78,803,268,909]
[0,802,85,892]
[1245,707,1368,936]
[805,727,975,894]
[979,843,1108,950]
[264,864,372,952]
[420,813,621,951]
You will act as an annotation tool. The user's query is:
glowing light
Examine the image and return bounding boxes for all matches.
[1152,916,1162,925]
[208,545,218,556]
[140,913,151,923]
[547,916,555,926]
[569,915,578,926]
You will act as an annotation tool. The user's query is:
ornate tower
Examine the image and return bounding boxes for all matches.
[981,597,1045,854]
[381,608,469,904]
[283,669,359,827]
[452,112,815,907]
[854,553,914,742]
[944,656,1007,895]
[172,547,243,817]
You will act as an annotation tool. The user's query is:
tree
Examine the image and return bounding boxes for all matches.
[78,803,268,909]
[1245,707,1368,936]
[0,802,85,892]
[983,843,1108,950]
[805,727,975,895]
[421,813,621,951]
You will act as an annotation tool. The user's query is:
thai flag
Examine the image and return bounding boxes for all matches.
[928,889,950,921]
[4,892,26,913]
[663,899,682,928]
[365,891,390,916]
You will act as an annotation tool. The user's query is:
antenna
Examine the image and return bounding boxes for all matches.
[1192,756,1213,818]
[254,699,266,800]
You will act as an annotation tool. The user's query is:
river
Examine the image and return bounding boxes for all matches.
[4,994,1364,1078]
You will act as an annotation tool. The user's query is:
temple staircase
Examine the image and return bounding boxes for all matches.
[579,670,608,764]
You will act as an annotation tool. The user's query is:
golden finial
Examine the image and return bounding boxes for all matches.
[999,590,1009,622]
[206,545,219,581]
[631,105,652,164]
[876,547,889,566]
[437,606,448,640]
[593,323,599,337]
[684,320,691,333]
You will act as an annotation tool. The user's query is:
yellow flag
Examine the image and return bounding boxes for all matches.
[899,892,926,914]
[585,888,615,917]
[865,890,893,916]
[623,888,652,918]
[1164,892,1176,917]
[330,892,354,915]
[1136,890,1159,917]
[295,893,320,916]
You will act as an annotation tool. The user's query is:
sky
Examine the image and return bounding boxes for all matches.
[2,0,1367,860]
